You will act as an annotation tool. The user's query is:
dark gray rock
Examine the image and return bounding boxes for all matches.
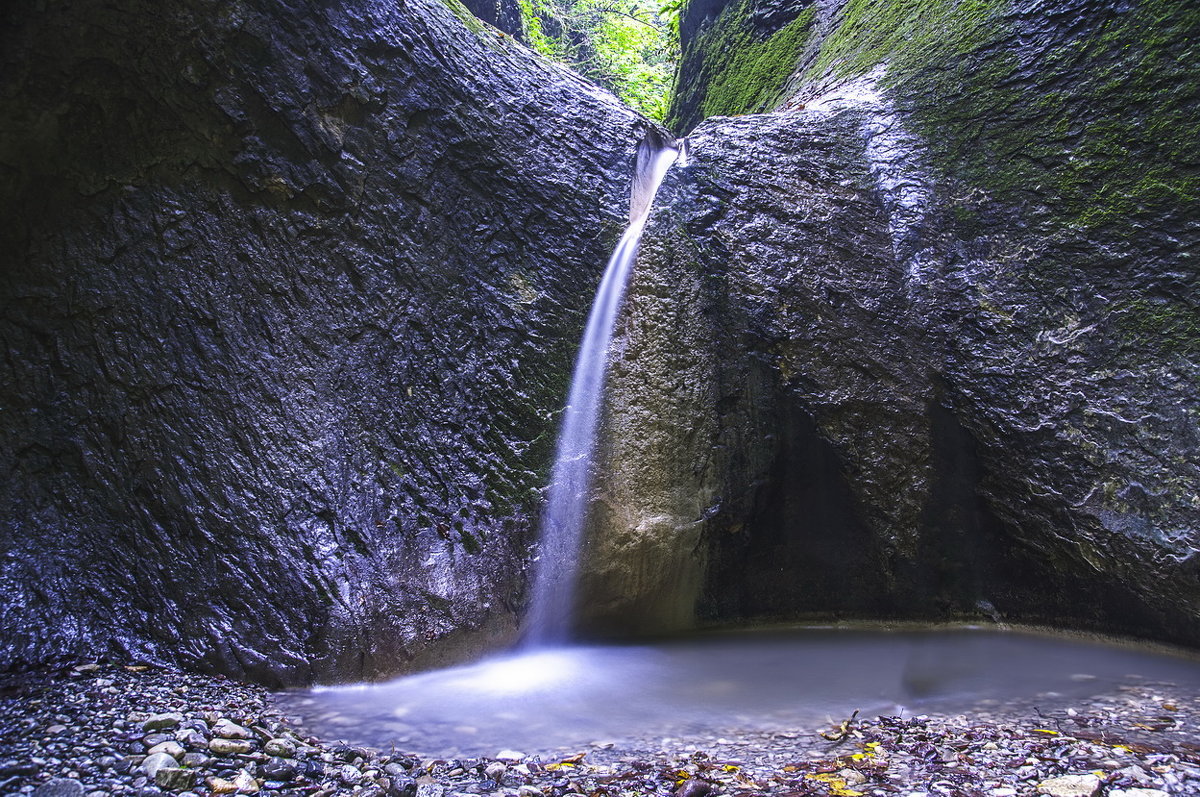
[595,0,1200,643]
[260,757,298,781]
[459,0,527,38]
[32,779,85,797]
[153,767,194,791]
[139,752,179,780]
[390,773,419,797]
[0,0,648,684]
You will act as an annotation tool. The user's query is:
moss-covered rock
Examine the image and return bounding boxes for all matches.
[615,0,1200,644]
[668,0,816,132]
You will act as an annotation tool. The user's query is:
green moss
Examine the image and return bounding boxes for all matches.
[668,0,815,130]
[700,6,815,120]
[806,0,1009,83]
[802,0,1200,233]
[438,0,489,35]
[1117,299,1200,357]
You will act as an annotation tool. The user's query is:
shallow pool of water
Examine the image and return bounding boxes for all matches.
[277,626,1200,758]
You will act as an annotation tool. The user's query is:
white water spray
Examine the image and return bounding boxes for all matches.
[524,135,680,646]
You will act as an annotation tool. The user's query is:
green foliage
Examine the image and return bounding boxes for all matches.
[519,0,569,59]
[517,0,679,120]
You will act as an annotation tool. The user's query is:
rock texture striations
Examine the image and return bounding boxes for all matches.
[584,0,1200,642]
[0,0,649,683]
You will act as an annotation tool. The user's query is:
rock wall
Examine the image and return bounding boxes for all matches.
[586,0,1200,644]
[0,0,649,685]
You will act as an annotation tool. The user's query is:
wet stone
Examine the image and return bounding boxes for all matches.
[261,739,294,758]
[391,774,418,797]
[181,752,210,768]
[338,763,363,785]
[260,757,298,781]
[209,738,253,756]
[1038,774,1102,796]
[212,720,252,741]
[232,769,259,793]
[143,715,184,733]
[32,779,85,797]
[154,767,194,791]
[147,741,185,760]
[140,752,179,779]
[174,729,207,749]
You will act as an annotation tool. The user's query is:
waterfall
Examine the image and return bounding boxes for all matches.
[523,134,680,647]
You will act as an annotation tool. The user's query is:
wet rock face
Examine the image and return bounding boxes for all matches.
[0,0,646,684]
[597,0,1200,641]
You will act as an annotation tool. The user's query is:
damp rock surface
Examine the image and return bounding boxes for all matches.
[0,0,648,684]
[595,0,1200,643]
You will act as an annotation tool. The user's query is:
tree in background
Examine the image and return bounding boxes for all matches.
[519,0,679,121]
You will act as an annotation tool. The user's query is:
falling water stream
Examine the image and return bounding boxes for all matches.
[523,135,681,646]
[278,137,1200,759]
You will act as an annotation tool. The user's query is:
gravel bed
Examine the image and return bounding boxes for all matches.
[1,662,1198,796]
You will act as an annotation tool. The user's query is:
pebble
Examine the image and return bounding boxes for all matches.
[233,769,259,793]
[207,776,238,794]
[1037,774,1101,796]
[142,713,184,732]
[142,731,174,747]
[139,752,179,779]
[338,763,363,785]
[209,738,254,755]
[32,779,84,797]
[175,728,207,748]
[495,750,525,762]
[262,738,295,757]
[154,766,194,790]
[181,752,211,768]
[213,719,253,740]
[147,740,185,759]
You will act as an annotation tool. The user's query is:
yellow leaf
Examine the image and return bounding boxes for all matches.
[1033,729,1060,735]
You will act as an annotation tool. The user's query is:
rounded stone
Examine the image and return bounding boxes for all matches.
[261,739,295,758]
[139,752,180,780]
[209,738,254,756]
[32,779,85,797]
[142,714,184,732]
[147,741,185,760]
